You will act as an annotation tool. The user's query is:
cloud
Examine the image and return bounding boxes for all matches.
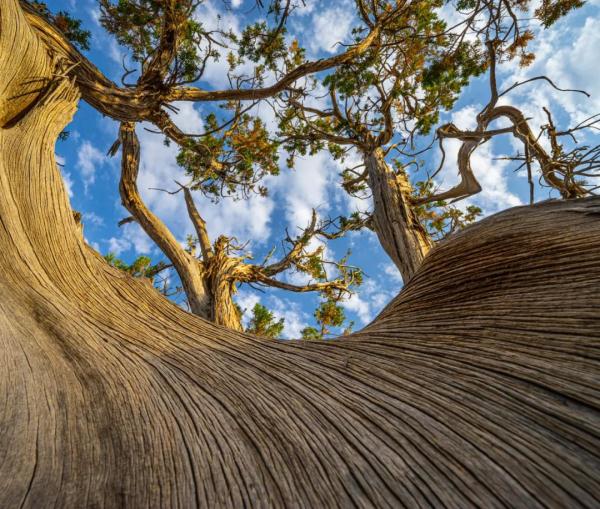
[82,212,104,227]
[191,1,249,89]
[307,5,354,55]
[106,222,154,256]
[381,263,403,285]
[57,153,74,198]
[236,290,262,326]
[61,171,74,198]
[341,292,371,325]
[273,151,335,231]
[236,291,310,339]
[124,104,275,253]
[76,141,105,191]
[106,236,130,256]
[339,277,396,326]
[499,13,600,126]
[268,296,310,339]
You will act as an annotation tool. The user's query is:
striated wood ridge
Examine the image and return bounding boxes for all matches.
[1,0,599,506]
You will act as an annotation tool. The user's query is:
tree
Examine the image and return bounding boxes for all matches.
[245,303,285,338]
[118,124,361,329]
[277,0,598,282]
[301,298,353,340]
[276,0,483,281]
[36,0,378,329]
[1,1,599,506]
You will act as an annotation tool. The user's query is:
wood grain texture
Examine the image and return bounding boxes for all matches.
[1,0,599,506]
[366,149,434,281]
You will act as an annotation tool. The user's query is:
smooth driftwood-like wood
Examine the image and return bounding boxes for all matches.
[1,0,599,507]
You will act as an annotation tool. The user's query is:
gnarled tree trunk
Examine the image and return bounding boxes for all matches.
[207,269,243,331]
[365,148,434,282]
[1,1,599,507]
[119,122,212,318]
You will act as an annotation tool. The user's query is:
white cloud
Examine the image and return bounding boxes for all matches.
[499,14,600,126]
[82,212,104,227]
[341,292,371,325]
[191,1,249,89]
[237,291,310,339]
[106,222,154,256]
[106,236,130,256]
[268,296,310,339]
[236,291,262,326]
[340,277,396,326]
[129,104,274,253]
[60,169,74,198]
[274,151,335,231]
[76,141,105,191]
[382,263,403,285]
[307,5,354,54]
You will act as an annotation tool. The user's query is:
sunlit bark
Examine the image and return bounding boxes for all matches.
[365,149,434,282]
[1,1,599,506]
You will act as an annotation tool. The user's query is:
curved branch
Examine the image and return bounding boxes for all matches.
[254,274,353,294]
[178,183,214,261]
[118,122,211,317]
[21,1,385,123]
[261,210,319,276]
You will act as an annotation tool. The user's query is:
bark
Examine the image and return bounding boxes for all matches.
[1,2,600,507]
[19,0,385,123]
[205,251,244,331]
[118,122,212,318]
[365,148,434,282]
[180,185,242,330]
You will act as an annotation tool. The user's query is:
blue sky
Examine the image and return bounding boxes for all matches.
[48,0,600,337]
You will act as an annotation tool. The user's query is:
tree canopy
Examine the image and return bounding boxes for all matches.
[27,0,599,337]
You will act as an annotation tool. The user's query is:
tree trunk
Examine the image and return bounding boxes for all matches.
[119,123,212,318]
[202,254,244,331]
[1,1,599,506]
[208,270,243,331]
[365,148,434,282]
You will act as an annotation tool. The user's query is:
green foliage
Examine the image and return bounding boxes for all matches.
[419,40,486,133]
[98,0,304,87]
[99,0,216,82]
[300,326,321,340]
[176,111,280,200]
[535,0,585,27]
[237,21,287,71]
[301,299,353,340]
[279,0,489,159]
[104,252,165,279]
[245,303,285,339]
[28,1,91,50]
[412,180,483,240]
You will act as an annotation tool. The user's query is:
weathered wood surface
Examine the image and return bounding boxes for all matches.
[366,148,434,281]
[1,0,599,506]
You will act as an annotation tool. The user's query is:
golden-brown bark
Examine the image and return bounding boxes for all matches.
[119,122,212,318]
[204,245,245,331]
[19,0,385,124]
[127,176,356,329]
[365,149,434,282]
[1,1,599,507]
